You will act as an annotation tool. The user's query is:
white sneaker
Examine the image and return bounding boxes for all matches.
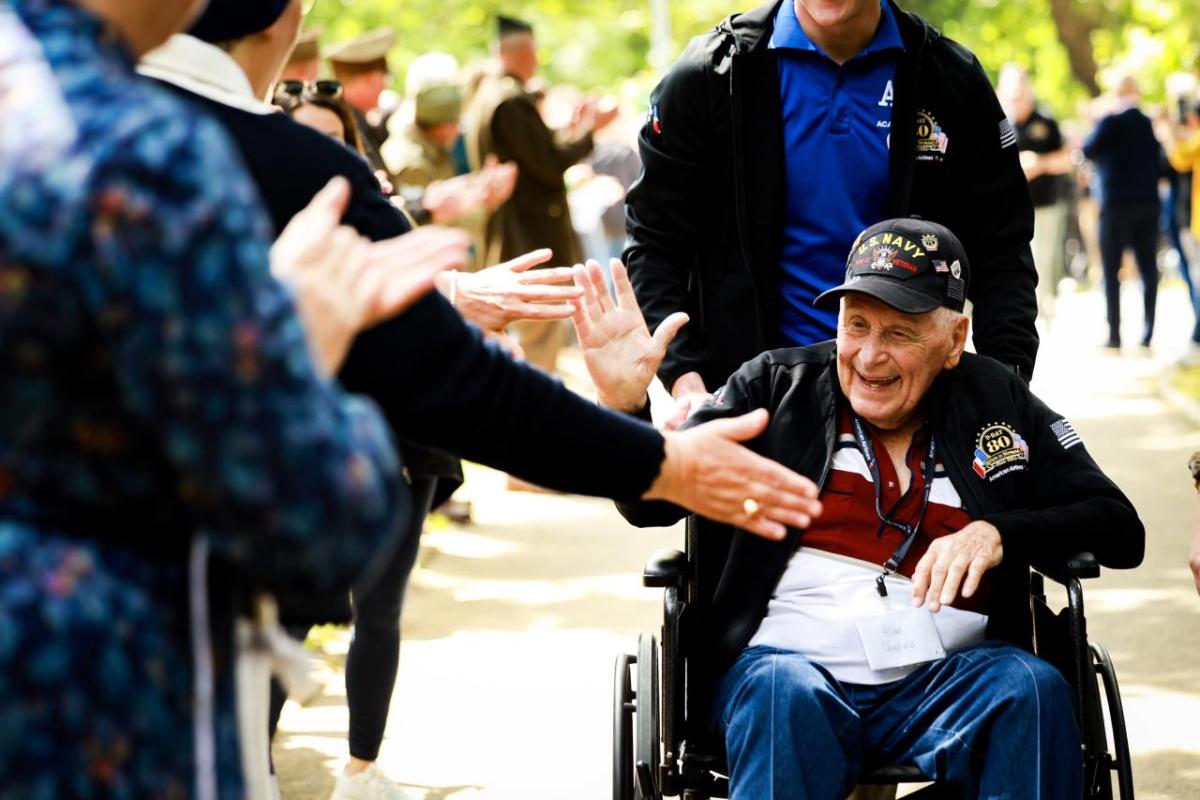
[329,763,420,800]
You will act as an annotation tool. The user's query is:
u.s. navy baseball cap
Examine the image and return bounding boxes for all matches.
[814,218,970,314]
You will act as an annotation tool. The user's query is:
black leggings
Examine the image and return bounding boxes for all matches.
[269,477,437,762]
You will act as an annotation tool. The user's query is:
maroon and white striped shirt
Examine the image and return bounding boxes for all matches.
[748,407,992,684]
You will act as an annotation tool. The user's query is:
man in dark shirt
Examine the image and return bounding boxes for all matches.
[1082,75,1165,349]
[998,64,1072,323]
[625,0,1039,433]
[464,15,618,374]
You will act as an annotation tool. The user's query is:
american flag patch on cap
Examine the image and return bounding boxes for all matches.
[1051,419,1081,449]
[999,118,1018,149]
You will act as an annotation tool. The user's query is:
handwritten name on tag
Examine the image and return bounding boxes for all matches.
[854,606,946,672]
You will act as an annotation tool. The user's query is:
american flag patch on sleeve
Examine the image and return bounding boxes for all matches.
[1050,419,1081,449]
[999,118,1018,149]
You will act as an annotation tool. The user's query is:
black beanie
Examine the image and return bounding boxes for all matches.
[189,0,291,43]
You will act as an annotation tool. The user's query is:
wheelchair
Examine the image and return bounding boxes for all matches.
[613,517,1135,800]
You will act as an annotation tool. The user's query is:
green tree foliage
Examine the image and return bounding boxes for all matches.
[907,0,1200,114]
[307,0,1200,119]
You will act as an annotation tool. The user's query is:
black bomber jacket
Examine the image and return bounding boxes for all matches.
[624,0,1040,392]
[618,343,1144,690]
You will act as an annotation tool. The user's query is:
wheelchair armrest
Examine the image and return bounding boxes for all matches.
[1031,551,1101,584]
[643,548,688,589]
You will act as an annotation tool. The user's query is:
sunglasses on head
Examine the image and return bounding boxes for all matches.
[275,79,344,100]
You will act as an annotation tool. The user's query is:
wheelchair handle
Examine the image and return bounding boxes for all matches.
[1032,550,1101,585]
[643,548,688,589]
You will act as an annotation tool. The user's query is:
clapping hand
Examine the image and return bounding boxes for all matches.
[272,177,469,375]
[479,156,517,212]
[358,226,473,327]
[571,258,689,413]
[422,173,489,224]
[422,159,519,224]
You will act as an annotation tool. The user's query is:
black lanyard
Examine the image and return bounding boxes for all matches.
[849,412,938,598]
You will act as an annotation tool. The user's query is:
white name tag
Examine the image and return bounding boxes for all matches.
[854,605,946,671]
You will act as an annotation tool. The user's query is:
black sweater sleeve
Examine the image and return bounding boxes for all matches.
[338,292,665,501]
[624,34,718,393]
[954,57,1040,380]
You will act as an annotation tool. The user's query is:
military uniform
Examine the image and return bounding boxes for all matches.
[326,28,395,176]
[386,121,488,270]
[281,27,321,81]
[383,81,463,188]
[350,106,388,174]
[465,69,594,370]
[386,123,456,186]
[464,70,592,266]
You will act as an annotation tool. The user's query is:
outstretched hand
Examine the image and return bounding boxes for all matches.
[645,408,822,540]
[447,248,583,332]
[572,258,688,413]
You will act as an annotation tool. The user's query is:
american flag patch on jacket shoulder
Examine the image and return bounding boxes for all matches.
[1051,419,1081,449]
[999,118,1018,149]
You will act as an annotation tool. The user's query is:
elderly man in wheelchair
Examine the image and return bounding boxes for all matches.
[570,218,1145,800]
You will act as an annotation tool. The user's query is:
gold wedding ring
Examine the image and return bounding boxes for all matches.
[742,497,763,518]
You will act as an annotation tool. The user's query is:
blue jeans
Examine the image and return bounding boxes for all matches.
[713,642,1082,800]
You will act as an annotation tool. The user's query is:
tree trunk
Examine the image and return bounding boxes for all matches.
[1048,0,1101,96]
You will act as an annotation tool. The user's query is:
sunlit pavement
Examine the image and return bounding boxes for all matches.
[276,284,1200,799]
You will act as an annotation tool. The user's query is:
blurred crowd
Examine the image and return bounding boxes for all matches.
[995,62,1200,358]
[267,17,640,379]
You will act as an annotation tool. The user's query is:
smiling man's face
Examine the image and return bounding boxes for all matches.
[795,0,880,32]
[836,294,967,431]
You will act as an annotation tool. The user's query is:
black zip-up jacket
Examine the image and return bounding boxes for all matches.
[624,0,1039,391]
[618,343,1143,697]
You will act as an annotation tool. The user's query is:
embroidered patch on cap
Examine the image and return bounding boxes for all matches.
[1050,419,1081,450]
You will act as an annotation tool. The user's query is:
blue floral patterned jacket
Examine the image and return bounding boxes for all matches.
[0,2,404,797]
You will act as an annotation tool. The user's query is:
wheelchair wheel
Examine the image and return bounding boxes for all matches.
[613,652,635,800]
[1092,643,1135,799]
[636,632,662,800]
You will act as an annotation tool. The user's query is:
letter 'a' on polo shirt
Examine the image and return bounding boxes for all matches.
[772,1,904,349]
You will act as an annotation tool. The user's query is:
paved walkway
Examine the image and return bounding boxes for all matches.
[276,284,1200,799]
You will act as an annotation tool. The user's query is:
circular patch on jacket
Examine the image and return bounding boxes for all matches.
[915,109,949,160]
[971,422,1029,481]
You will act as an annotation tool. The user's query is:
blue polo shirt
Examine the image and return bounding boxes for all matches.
[772,1,904,347]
